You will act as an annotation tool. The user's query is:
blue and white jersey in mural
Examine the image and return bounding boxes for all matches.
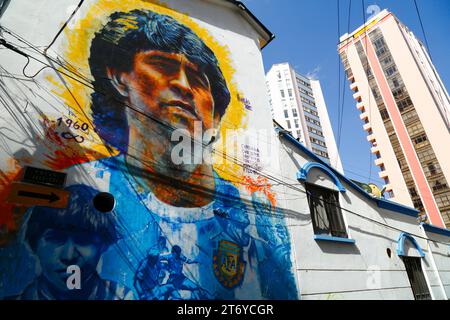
[75,155,297,300]
[0,154,298,300]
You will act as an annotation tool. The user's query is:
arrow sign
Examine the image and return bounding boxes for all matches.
[17,190,60,203]
[7,182,69,209]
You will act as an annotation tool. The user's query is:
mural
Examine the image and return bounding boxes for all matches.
[0,0,298,300]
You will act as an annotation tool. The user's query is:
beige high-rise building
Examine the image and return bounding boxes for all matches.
[338,9,450,228]
[266,63,344,173]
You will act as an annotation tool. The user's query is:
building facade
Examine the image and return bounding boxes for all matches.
[338,10,450,228]
[275,124,450,300]
[266,63,344,173]
[0,1,450,301]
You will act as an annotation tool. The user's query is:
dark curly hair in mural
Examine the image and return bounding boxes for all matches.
[89,9,231,152]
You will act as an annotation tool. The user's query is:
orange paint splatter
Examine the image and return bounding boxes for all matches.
[0,160,27,246]
[38,116,110,170]
[243,175,277,208]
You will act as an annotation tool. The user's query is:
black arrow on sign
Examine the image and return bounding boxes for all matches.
[18,190,60,203]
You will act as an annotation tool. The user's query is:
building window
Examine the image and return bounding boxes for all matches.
[413,198,424,211]
[385,65,397,77]
[308,126,324,137]
[413,134,428,145]
[392,77,400,88]
[373,37,385,50]
[305,116,321,126]
[397,97,413,112]
[292,108,298,117]
[408,187,418,198]
[392,88,404,99]
[433,180,448,192]
[305,183,348,238]
[288,89,293,97]
[284,110,289,118]
[380,109,389,121]
[427,163,437,176]
[372,88,379,99]
[286,120,291,129]
[280,90,285,98]
[294,119,299,128]
[402,257,431,300]
[383,56,392,65]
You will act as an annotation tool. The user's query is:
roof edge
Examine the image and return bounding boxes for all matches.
[421,223,450,238]
[222,0,275,49]
[276,126,420,218]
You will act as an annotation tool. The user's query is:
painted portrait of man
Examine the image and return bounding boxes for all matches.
[89,9,230,210]
[0,7,297,300]
[72,8,298,300]
[5,185,133,300]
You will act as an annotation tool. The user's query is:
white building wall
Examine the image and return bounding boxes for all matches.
[1,0,450,301]
[310,80,344,174]
[422,230,450,299]
[266,63,343,171]
[276,133,450,300]
[339,29,413,206]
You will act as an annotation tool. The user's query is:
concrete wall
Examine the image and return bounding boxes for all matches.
[423,230,450,299]
[0,0,449,301]
[310,80,344,174]
[0,0,298,300]
[339,32,414,207]
[276,134,450,300]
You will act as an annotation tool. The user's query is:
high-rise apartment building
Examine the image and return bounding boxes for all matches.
[338,9,450,228]
[266,63,344,173]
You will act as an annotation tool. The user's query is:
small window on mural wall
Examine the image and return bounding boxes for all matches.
[305,183,348,238]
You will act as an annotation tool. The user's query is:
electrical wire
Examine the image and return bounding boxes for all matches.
[336,0,352,156]
[336,0,342,150]
[413,0,433,62]
[1,25,449,257]
[0,29,310,193]
[360,0,373,184]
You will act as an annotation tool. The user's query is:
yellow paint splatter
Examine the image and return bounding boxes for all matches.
[46,0,248,185]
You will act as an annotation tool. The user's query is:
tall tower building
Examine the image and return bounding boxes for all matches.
[266,63,344,173]
[338,9,450,228]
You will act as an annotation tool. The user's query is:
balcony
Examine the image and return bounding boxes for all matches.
[353,91,362,101]
[350,82,359,92]
[371,145,380,154]
[374,158,384,167]
[363,122,372,131]
[359,112,369,121]
[379,170,389,179]
[347,73,355,82]
[356,102,365,111]
[367,134,376,142]
[384,184,393,192]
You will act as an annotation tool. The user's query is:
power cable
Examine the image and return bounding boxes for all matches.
[360,0,373,184]
[336,0,352,154]
[336,0,343,151]
[413,0,433,62]
[1,26,449,253]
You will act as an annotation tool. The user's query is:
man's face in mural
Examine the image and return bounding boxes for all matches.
[109,50,218,165]
[35,229,104,291]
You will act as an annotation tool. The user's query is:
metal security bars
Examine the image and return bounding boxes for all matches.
[306,183,348,238]
[402,256,431,300]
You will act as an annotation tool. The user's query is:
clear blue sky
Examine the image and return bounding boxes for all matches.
[242,0,450,186]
